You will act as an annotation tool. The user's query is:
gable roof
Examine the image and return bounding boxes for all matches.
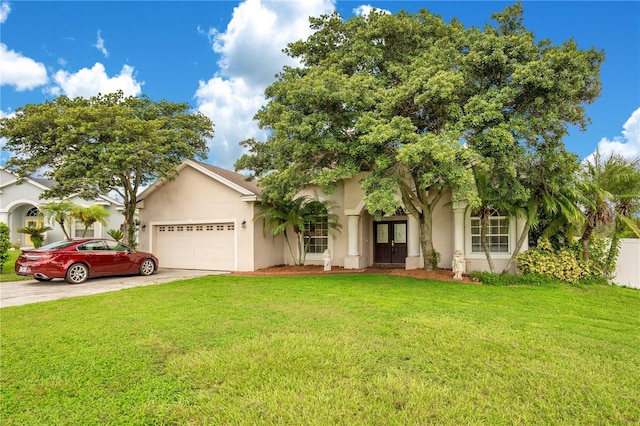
[138,159,261,200]
[0,167,123,207]
[190,159,261,195]
[0,167,54,192]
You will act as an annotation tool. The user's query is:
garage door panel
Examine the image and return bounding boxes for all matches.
[154,223,235,271]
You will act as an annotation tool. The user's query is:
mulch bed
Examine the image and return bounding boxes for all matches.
[231,264,478,284]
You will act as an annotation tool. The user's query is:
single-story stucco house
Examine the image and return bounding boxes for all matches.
[137,159,528,272]
[0,168,126,247]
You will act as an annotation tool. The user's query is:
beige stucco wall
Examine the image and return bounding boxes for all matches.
[251,205,285,270]
[294,179,457,270]
[293,179,525,273]
[137,165,526,273]
[138,166,283,271]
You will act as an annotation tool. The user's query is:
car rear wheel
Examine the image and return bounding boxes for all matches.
[66,263,89,284]
[140,259,155,276]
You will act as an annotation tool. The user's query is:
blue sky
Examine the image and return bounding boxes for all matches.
[1,1,639,171]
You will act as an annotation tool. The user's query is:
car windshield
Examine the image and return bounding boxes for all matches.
[38,240,77,251]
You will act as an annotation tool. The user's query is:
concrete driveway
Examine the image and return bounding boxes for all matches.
[1,268,226,308]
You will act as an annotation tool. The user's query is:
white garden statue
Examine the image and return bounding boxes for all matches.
[452,250,465,280]
[323,249,332,271]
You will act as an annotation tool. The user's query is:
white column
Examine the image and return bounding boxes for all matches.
[347,215,360,256]
[0,212,8,225]
[344,214,362,269]
[407,215,420,257]
[405,214,422,269]
[452,201,467,253]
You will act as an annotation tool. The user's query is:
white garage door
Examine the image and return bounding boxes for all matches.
[154,223,236,271]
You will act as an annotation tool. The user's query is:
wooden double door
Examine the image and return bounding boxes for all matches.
[374,221,407,264]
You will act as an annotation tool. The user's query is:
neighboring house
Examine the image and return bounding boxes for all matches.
[138,159,527,272]
[0,168,126,247]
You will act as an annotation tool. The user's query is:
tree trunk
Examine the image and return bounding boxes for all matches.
[398,181,442,272]
[478,207,496,273]
[418,210,436,271]
[123,199,138,248]
[480,215,496,273]
[283,229,297,266]
[580,224,595,262]
[58,219,71,240]
[502,201,537,274]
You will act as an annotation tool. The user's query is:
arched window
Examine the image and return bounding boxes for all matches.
[26,207,40,217]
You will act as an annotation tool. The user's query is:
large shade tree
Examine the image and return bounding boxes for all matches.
[1,91,214,247]
[236,4,603,270]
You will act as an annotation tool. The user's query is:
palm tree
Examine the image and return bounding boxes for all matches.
[503,143,585,274]
[107,229,124,242]
[39,200,77,240]
[17,225,52,249]
[70,205,110,237]
[255,196,341,266]
[255,197,305,265]
[579,151,640,263]
[472,165,527,274]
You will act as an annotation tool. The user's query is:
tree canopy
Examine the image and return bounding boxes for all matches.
[1,91,214,246]
[236,3,603,270]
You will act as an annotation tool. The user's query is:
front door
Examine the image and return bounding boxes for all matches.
[24,218,42,247]
[374,221,407,264]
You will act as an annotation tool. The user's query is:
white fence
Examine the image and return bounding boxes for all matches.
[614,239,640,289]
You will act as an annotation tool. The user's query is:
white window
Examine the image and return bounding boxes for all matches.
[469,211,510,254]
[304,217,329,254]
[72,219,100,238]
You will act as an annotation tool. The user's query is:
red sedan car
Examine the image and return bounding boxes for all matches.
[15,239,159,284]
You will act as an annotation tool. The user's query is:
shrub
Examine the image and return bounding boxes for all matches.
[0,223,10,272]
[516,238,591,283]
[17,225,52,249]
[107,229,124,242]
[584,234,610,277]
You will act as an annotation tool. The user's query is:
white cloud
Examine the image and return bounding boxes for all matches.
[50,62,143,98]
[94,31,109,58]
[0,2,10,23]
[589,108,640,160]
[0,43,48,91]
[195,76,269,167]
[195,0,335,170]
[353,4,390,17]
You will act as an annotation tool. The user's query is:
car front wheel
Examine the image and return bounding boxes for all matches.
[139,259,155,276]
[66,263,89,284]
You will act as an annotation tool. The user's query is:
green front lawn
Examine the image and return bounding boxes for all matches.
[2,274,639,425]
[0,249,30,282]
